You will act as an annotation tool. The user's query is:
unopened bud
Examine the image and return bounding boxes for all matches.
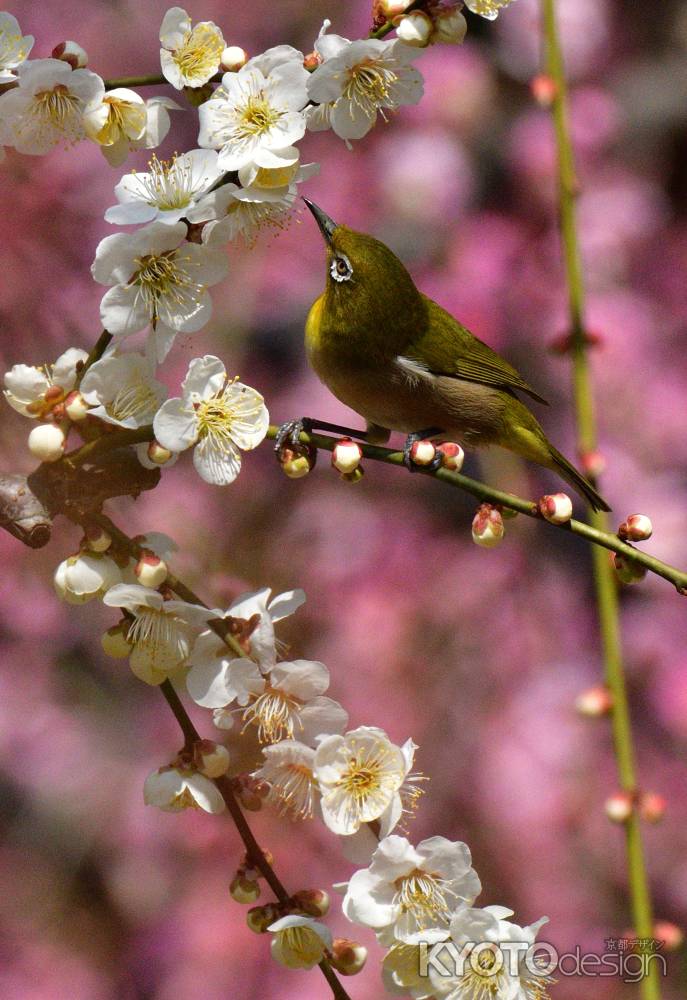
[380,0,413,16]
[432,9,468,45]
[530,73,557,106]
[579,449,606,478]
[613,553,647,585]
[471,504,504,548]
[64,390,90,422]
[303,50,321,71]
[292,889,330,917]
[618,514,653,542]
[28,423,65,462]
[605,791,634,823]
[221,45,248,71]
[653,921,684,952]
[396,11,432,47]
[195,739,230,778]
[436,441,464,472]
[332,438,362,474]
[84,523,112,553]
[52,40,89,69]
[101,624,133,659]
[330,938,368,975]
[147,440,174,465]
[135,551,169,588]
[409,439,436,466]
[539,492,573,524]
[230,875,261,904]
[212,707,235,730]
[639,792,666,824]
[574,684,613,717]
[280,446,315,479]
[247,903,280,934]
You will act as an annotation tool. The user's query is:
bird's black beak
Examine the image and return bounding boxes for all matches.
[302,198,337,245]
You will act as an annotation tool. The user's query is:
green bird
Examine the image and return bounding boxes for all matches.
[278,199,610,512]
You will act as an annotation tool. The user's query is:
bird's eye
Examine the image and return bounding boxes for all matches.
[330,254,353,283]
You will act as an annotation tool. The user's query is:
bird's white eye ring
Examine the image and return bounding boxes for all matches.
[330,254,353,282]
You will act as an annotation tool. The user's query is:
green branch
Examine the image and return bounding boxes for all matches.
[542,3,661,998]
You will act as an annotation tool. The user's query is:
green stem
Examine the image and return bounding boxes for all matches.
[542,3,660,996]
[104,74,170,89]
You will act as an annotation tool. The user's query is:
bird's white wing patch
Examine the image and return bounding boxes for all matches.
[394,355,434,386]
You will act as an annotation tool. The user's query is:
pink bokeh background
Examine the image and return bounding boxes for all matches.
[1,1,686,997]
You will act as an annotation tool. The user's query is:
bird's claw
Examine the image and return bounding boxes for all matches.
[274,418,313,460]
[403,431,444,473]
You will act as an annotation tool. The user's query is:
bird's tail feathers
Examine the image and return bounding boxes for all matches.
[548,445,611,513]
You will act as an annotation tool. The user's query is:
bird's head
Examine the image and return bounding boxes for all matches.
[303,199,424,348]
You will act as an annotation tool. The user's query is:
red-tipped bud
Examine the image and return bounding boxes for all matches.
[101,623,133,659]
[247,903,280,933]
[331,438,362,474]
[28,423,66,462]
[135,550,169,589]
[195,739,230,778]
[574,684,613,717]
[639,792,667,824]
[538,492,573,524]
[653,921,684,952]
[330,938,368,975]
[530,73,557,106]
[280,446,316,479]
[613,553,647,585]
[436,441,464,472]
[292,889,330,917]
[64,390,90,422]
[579,449,606,478]
[605,791,634,824]
[618,514,653,542]
[52,40,89,69]
[221,45,249,71]
[472,504,505,548]
[396,11,432,47]
[410,439,437,467]
[84,523,112,553]
[230,875,261,903]
[147,440,174,465]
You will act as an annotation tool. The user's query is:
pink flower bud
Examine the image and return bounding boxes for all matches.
[410,439,437,466]
[195,739,230,778]
[330,938,368,975]
[147,440,174,465]
[64,390,90,422]
[230,875,261,903]
[618,514,653,542]
[605,791,634,823]
[471,504,504,548]
[653,921,684,952]
[613,553,647,585]
[530,74,557,106]
[28,423,65,462]
[221,45,248,71]
[574,685,613,717]
[84,523,112,553]
[639,792,666,824]
[101,624,133,659]
[52,40,89,69]
[331,438,362,474]
[538,492,573,524]
[436,442,464,472]
[396,11,433,47]
[579,449,606,478]
[292,889,330,917]
[135,551,169,589]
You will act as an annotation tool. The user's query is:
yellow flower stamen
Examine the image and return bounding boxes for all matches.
[394,869,455,930]
[242,686,302,743]
[343,58,399,119]
[173,24,223,82]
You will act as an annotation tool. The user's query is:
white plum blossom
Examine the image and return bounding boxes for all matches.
[464,0,517,20]
[253,739,318,819]
[429,905,552,1000]
[144,765,226,813]
[198,46,309,171]
[105,149,224,226]
[54,553,122,605]
[0,58,104,155]
[314,726,407,836]
[382,938,445,998]
[342,835,481,944]
[307,32,424,142]
[91,222,228,340]
[153,355,268,485]
[186,653,348,746]
[84,93,181,168]
[80,351,166,429]
[0,12,34,83]
[268,914,332,970]
[4,347,88,418]
[103,583,214,685]
[159,6,224,90]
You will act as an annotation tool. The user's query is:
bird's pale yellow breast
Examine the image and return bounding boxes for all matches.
[304,293,325,358]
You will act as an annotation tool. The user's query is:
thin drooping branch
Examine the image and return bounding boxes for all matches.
[541,4,661,999]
